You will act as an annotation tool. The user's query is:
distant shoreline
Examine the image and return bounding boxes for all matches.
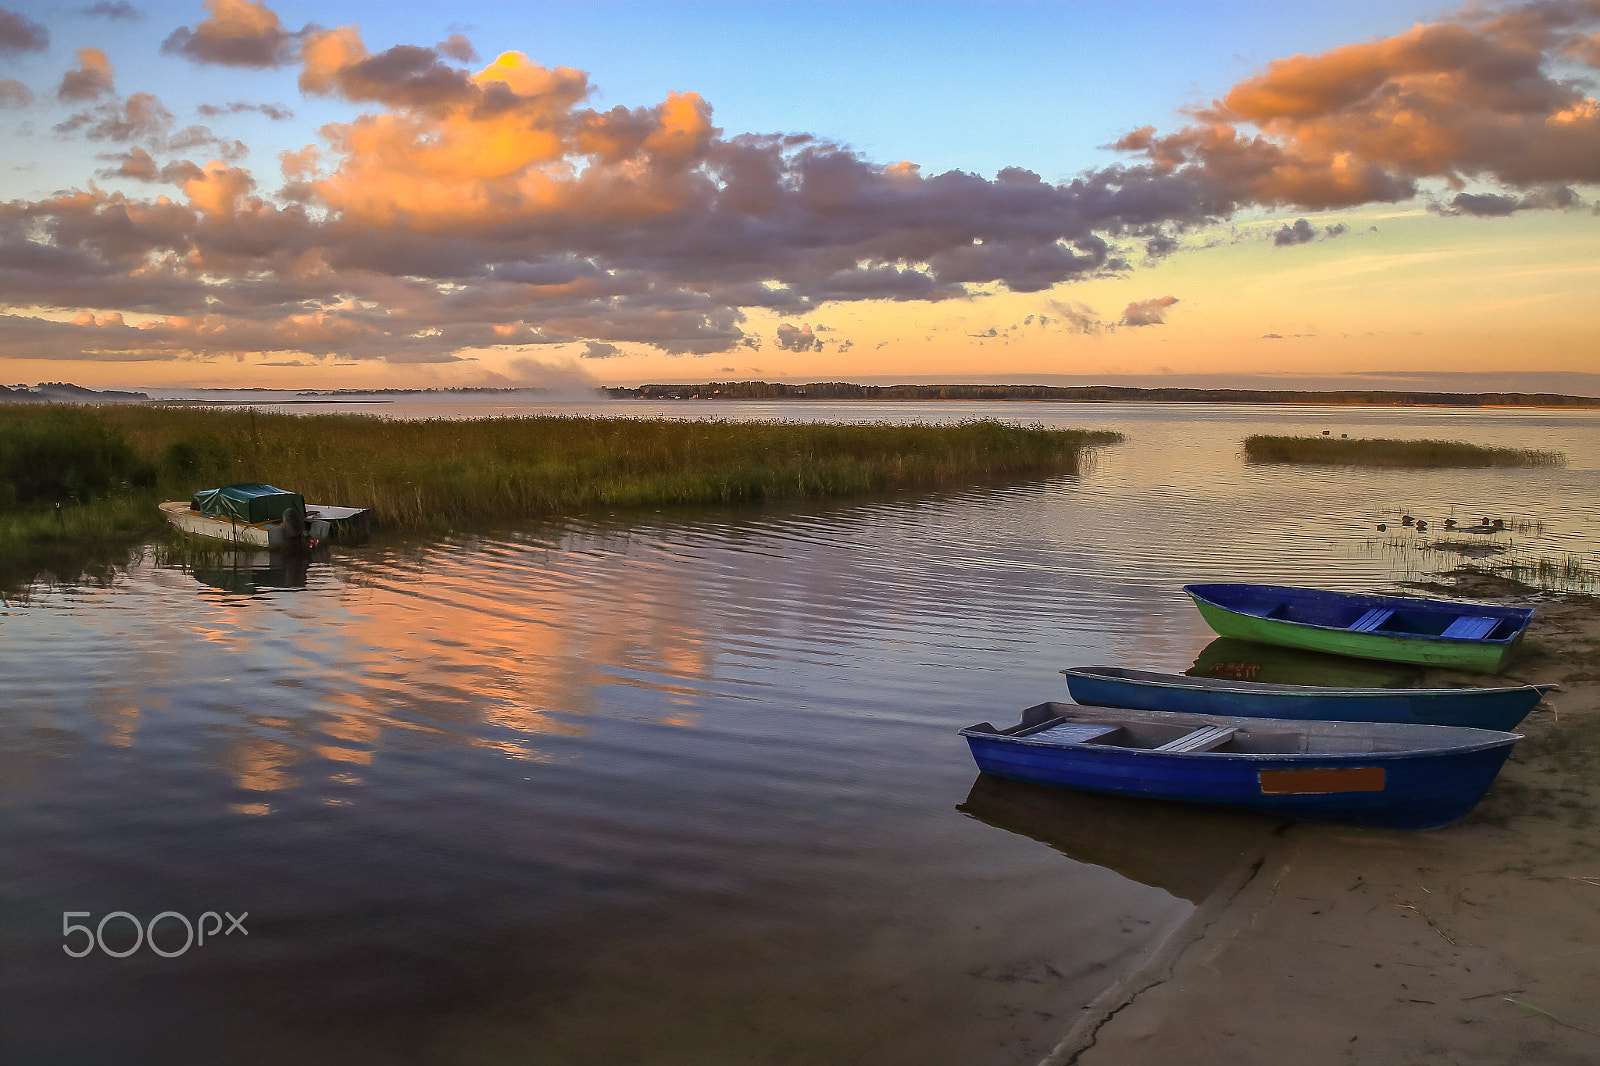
[610,382,1600,408]
[4,381,1598,410]
[152,398,395,406]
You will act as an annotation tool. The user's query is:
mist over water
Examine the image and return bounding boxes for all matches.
[2,403,1595,1064]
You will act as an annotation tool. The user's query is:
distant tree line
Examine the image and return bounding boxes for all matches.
[606,382,1600,406]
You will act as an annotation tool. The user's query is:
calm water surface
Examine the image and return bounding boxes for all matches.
[2,403,1595,1064]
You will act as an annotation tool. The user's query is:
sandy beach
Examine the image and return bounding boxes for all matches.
[1047,578,1600,1066]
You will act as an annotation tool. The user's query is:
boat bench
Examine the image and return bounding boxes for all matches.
[1441,615,1499,640]
[1348,607,1395,632]
[1155,725,1237,753]
[1029,722,1122,745]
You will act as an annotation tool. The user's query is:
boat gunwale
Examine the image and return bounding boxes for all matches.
[1062,665,1551,699]
[159,499,279,528]
[959,704,1523,761]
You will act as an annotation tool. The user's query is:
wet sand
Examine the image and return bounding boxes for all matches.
[1047,578,1600,1066]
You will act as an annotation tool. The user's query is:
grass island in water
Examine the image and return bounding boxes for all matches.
[0,404,1122,570]
[1243,435,1566,468]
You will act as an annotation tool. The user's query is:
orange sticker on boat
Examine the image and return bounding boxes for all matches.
[1259,767,1386,794]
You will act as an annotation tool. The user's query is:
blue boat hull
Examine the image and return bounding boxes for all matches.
[961,704,1519,831]
[1063,668,1546,731]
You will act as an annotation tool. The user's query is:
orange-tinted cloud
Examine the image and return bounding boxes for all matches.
[1118,3,1600,209]
[58,47,115,101]
[162,0,302,68]
[1121,296,1179,327]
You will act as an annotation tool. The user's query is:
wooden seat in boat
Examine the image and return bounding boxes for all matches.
[1441,615,1499,640]
[1029,722,1122,745]
[1155,726,1237,753]
[1349,608,1395,632]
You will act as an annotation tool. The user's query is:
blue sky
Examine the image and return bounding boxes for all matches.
[0,1,1595,391]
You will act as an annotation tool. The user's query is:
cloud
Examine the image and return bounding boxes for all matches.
[1115,2,1600,211]
[299,30,485,109]
[505,355,600,394]
[80,2,140,19]
[1273,218,1317,245]
[56,91,166,139]
[775,323,823,352]
[0,78,31,107]
[1448,191,1523,216]
[198,100,295,120]
[59,48,116,101]
[1434,183,1584,215]
[437,34,477,64]
[162,0,304,68]
[0,6,48,53]
[95,147,205,184]
[54,90,243,164]
[1143,232,1181,257]
[1048,301,1105,334]
[580,340,621,359]
[1121,296,1179,326]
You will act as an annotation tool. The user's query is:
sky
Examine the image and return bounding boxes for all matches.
[0,0,1597,393]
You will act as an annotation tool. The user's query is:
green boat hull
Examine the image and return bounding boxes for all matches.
[1191,600,1522,674]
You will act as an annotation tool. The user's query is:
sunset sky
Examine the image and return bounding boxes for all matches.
[1,0,1596,392]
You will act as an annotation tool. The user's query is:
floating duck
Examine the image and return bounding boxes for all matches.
[1402,515,1414,526]
[1376,523,1387,531]
[1416,520,1428,532]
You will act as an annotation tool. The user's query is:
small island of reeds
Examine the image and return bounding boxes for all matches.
[0,405,1122,574]
[1242,435,1566,468]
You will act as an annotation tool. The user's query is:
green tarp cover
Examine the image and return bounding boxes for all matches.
[191,483,305,524]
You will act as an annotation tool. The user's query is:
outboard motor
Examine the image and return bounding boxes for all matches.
[282,506,307,543]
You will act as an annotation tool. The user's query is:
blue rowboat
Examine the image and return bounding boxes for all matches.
[959,702,1520,830]
[1185,583,1534,674]
[1062,665,1555,731]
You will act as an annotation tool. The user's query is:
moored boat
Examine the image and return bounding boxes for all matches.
[960,702,1520,830]
[1185,583,1533,674]
[160,483,368,549]
[1062,665,1555,731]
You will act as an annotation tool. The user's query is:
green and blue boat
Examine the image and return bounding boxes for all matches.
[1184,583,1533,675]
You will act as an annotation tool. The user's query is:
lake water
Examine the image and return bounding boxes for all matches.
[2,402,1596,1064]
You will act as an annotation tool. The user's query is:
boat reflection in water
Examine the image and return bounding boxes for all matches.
[957,774,1277,904]
[1188,636,1421,688]
[187,549,313,595]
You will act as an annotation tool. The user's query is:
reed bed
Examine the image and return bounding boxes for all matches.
[1243,435,1566,468]
[1492,553,1600,595]
[0,404,1122,559]
[1371,532,1600,596]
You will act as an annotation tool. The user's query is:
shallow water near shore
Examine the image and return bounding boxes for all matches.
[2,402,1596,1064]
